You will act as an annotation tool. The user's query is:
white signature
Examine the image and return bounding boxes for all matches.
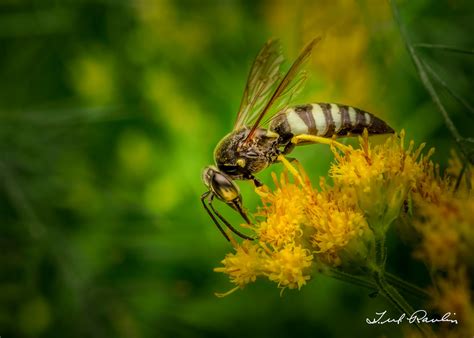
[366,310,458,325]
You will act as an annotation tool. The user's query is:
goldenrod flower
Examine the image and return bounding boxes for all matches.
[413,193,474,270]
[255,173,307,249]
[264,245,313,290]
[215,130,473,310]
[446,149,474,192]
[306,182,371,267]
[407,150,474,338]
[214,241,262,290]
[330,130,431,233]
[412,150,474,272]
[214,240,313,295]
[432,270,473,330]
[407,269,474,338]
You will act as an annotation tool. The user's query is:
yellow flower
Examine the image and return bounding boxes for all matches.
[264,245,313,290]
[255,173,307,249]
[446,149,474,194]
[330,130,431,233]
[215,131,471,299]
[427,269,474,338]
[413,194,474,270]
[214,241,263,290]
[306,181,371,267]
[406,151,474,338]
[411,152,474,272]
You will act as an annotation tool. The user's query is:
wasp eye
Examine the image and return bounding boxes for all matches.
[211,172,240,202]
[236,158,246,167]
[222,166,238,174]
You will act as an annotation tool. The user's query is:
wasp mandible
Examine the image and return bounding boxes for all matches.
[202,38,394,242]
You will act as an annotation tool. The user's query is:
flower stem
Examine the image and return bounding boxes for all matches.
[373,270,433,337]
[385,272,431,301]
[323,266,432,336]
[370,223,432,336]
[325,267,430,301]
[324,267,377,292]
[374,233,387,270]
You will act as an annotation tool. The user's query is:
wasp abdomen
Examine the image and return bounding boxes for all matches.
[270,103,394,141]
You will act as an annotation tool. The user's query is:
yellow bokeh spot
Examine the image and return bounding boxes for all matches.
[143,69,202,133]
[70,53,115,103]
[117,129,153,177]
[144,174,180,214]
[263,0,392,115]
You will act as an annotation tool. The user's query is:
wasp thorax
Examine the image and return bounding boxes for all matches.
[214,127,280,179]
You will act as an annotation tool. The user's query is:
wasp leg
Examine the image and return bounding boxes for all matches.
[201,191,232,242]
[277,154,304,185]
[208,194,254,241]
[243,173,263,188]
[291,134,351,152]
[252,177,263,188]
[231,200,252,224]
[251,176,263,188]
[282,142,295,155]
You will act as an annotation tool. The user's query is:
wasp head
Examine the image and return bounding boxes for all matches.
[202,166,242,205]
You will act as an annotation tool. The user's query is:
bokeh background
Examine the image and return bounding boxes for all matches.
[1,0,473,337]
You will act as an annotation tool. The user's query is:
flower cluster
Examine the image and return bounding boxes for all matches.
[214,173,314,296]
[215,130,473,337]
[305,179,371,267]
[216,132,428,290]
[408,151,474,337]
[330,130,432,234]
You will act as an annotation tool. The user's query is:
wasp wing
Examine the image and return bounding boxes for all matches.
[242,37,320,144]
[233,39,285,130]
[262,67,308,127]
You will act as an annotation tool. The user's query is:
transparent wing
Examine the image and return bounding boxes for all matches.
[262,68,308,127]
[243,37,321,144]
[233,39,285,130]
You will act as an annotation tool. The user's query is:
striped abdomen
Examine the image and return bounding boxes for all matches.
[269,103,394,141]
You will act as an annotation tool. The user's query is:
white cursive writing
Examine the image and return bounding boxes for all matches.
[366,310,458,325]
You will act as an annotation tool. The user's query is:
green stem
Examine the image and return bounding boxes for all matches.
[413,43,474,55]
[325,266,430,302]
[385,272,431,301]
[373,271,432,337]
[374,233,387,271]
[369,213,431,336]
[421,59,474,118]
[454,160,468,191]
[324,267,377,292]
[373,271,413,314]
[323,265,433,337]
[389,0,465,148]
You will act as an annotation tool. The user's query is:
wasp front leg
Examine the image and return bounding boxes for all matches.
[201,191,232,242]
[201,191,254,243]
[277,154,304,186]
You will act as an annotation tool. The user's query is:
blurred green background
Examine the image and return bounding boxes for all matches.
[0,0,473,337]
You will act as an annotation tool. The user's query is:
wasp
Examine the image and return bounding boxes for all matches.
[201,38,394,242]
